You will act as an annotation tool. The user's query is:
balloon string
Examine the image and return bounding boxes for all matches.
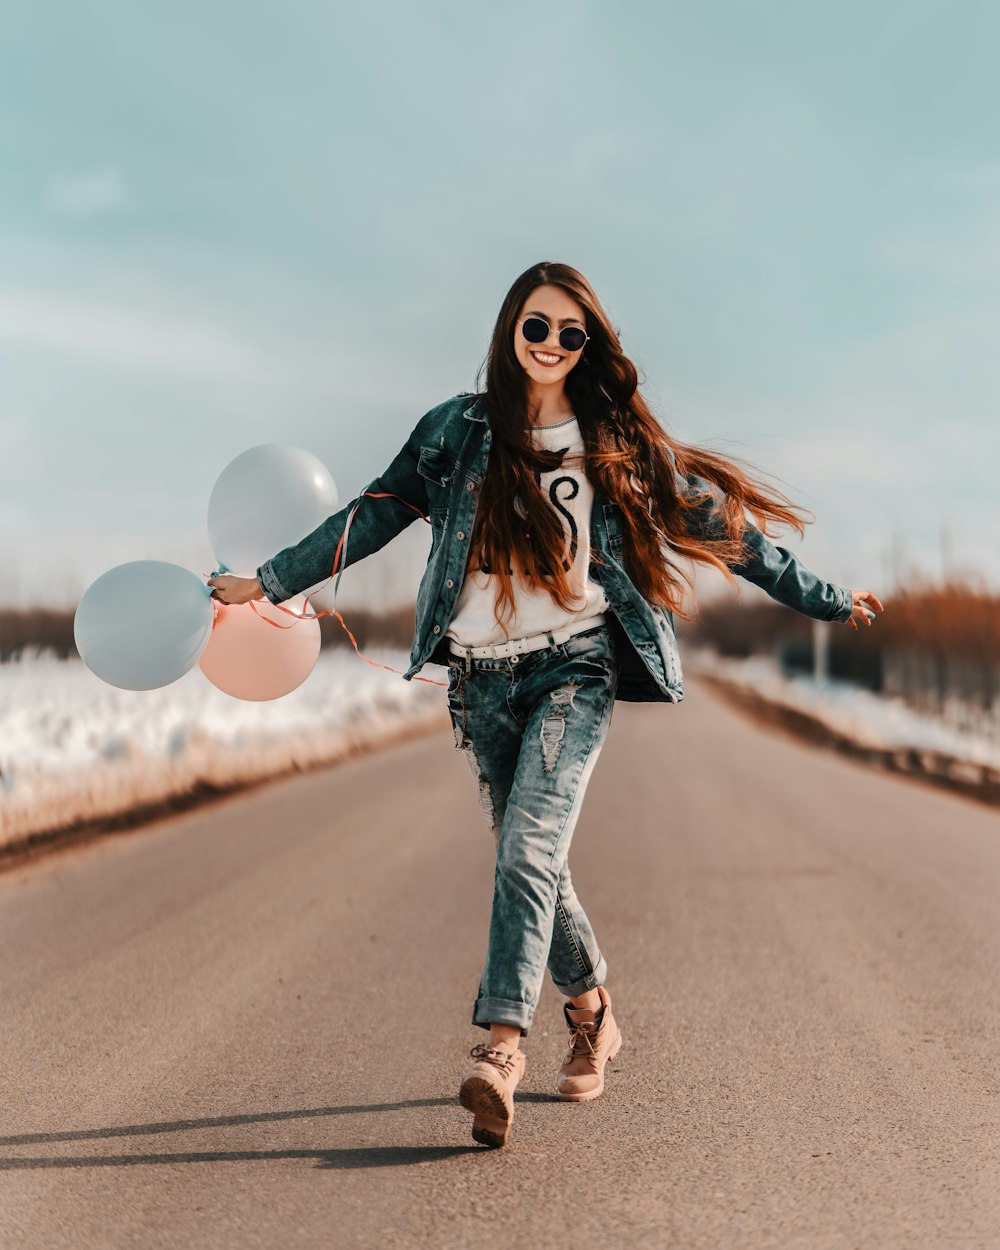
[228,489,449,687]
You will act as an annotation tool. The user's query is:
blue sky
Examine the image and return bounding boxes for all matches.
[2,1,997,612]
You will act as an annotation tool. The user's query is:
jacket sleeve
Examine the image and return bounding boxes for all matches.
[671,457,854,624]
[255,406,437,604]
[727,521,854,623]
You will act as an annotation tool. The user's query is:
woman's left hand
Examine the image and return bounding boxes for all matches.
[845,589,884,630]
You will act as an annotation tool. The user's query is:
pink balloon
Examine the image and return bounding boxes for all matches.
[198,594,321,701]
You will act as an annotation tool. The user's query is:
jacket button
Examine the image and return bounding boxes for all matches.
[432,625,441,633]
[456,531,465,540]
[446,578,454,588]
[467,481,475,491]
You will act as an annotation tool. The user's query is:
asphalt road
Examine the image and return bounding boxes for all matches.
[1,673,998,1250]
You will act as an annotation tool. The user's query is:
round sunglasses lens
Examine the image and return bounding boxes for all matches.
[522,317,550,344]
[560,327,587,352]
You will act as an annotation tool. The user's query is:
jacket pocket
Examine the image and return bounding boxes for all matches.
[417,445,458,487]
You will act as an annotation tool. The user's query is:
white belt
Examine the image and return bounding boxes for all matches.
[447,614,608,662]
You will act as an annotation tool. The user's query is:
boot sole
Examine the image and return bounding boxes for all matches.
[556,1027,622,1102]
[459,1074,514,1148]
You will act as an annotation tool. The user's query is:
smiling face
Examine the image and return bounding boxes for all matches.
[513,283,588,390]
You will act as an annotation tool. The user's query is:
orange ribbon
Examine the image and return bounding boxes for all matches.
[209,490,448,686]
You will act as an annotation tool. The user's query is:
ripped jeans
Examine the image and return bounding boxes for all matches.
[445,622,618,1038]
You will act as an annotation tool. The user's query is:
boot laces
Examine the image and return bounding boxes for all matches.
[564,1019,599,1065]
[469,1041,517,1073]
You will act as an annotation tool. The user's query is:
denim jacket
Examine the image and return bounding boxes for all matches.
[257,393,854,704]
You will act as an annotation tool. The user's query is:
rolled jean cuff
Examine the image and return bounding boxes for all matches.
[471,996,533,1037]
[551,951,608,999]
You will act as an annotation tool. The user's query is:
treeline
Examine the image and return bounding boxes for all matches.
[0,603,418,661]
[678,574,999,723]
[0,609,80,661]
[316,604,417,651]
[5,580,999,724]
[675,596,884,688]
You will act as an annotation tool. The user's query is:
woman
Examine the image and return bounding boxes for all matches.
[209,261,884,1149]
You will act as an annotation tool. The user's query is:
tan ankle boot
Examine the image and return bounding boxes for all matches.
[556,985,622,1101]
[459,1041,527,1148]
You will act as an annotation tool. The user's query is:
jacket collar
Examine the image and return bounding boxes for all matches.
[462,395,488,422]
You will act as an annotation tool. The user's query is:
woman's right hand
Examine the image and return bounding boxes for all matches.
[208,574,266,605]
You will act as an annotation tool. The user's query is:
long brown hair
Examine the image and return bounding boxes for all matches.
[467,260,816,634]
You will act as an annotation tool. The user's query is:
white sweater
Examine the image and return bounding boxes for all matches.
[445,415,611,646]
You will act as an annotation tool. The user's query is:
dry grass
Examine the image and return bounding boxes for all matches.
[870,572,1000,663]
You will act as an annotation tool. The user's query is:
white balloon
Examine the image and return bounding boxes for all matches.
[74,561,214,691]
[208,443,338,578]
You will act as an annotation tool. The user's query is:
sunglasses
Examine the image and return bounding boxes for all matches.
[519,315,589,354]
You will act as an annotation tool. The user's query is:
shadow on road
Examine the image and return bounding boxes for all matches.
[0,1145,481,1169]
[0,1093,560,1168]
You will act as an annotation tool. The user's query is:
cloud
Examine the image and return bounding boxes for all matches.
[0,290,276,382]
[0,285,447,407]
[43,168,132,217]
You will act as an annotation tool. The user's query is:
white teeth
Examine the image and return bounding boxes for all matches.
[531,351,561,365]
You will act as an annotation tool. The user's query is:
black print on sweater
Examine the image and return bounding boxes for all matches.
[478,447,575,576]
[547,474,579,573]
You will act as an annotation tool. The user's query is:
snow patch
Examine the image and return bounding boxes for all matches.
[0,649,446,848]
[685,646,1000,770]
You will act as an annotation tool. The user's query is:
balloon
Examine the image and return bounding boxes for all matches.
[207,444,338,578]
[197,594,321,701]
[74,561,214,690]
